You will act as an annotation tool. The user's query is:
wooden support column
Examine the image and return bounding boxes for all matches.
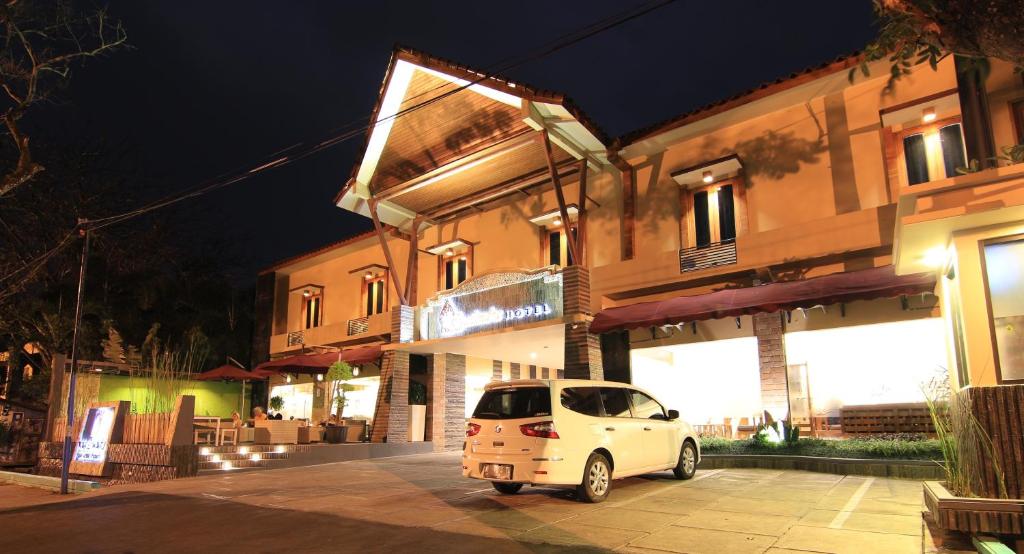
[541,130,580,266]
[404,216,424,306]
[367,198,408,306]
[576,158,588,267]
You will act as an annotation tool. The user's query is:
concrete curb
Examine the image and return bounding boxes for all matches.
[0,470,100,493]
[698,453,945,480]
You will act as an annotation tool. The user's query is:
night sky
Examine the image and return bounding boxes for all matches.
[52,1,875,279]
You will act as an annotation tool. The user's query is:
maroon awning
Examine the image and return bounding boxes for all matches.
[194,364,265,381]
[254,345,383,374]
[589,265,936,334]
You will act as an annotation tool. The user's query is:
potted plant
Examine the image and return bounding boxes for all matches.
[269,395,284,416]
[323,361,355,443]
[408,380,427,442]
[922,386,1023,543]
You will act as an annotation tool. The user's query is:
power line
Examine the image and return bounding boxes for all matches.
[0,0,676,291]
[85,0,675,231]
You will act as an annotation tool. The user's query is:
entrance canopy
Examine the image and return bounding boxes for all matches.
[255,345,383,375]
[589,265,936,333]
[336,47,608,229]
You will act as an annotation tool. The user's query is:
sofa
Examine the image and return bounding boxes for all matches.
[253,420,301,445]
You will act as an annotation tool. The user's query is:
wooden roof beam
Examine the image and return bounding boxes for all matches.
[425,159,579,221]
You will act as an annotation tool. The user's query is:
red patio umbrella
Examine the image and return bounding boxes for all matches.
[194,364,265,417]
[254,345,382,375]
[194,364,266,381]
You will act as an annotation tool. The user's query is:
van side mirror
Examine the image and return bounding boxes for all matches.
[667,409,679,420]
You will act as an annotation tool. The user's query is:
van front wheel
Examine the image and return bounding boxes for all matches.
[673,441,697,480]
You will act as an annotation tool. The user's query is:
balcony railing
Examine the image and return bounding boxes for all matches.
[679,240,737,273]
[347,317,369,336]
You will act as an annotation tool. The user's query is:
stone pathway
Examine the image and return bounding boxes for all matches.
[0,452,943,553]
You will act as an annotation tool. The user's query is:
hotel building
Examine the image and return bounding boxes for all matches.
[253,47,1024,447]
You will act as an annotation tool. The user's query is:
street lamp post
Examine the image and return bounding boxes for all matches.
[60,221,90,495]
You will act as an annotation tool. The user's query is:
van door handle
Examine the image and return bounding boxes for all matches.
[605,427,616,431]
[643,427,653,431]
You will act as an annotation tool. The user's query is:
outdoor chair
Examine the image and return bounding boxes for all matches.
[194,427,216,445]
[218,428,238,446]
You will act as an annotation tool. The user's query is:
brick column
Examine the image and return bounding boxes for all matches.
[753,311,789,421]
[438,353,465,451]
[371,349,410,443]
[370,306,416,443]
[562,265,603,380]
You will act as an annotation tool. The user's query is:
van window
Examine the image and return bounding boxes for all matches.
[560,387,603,417]
[628,390,666,419]
[472,387,551,420]
[599,387,632,418]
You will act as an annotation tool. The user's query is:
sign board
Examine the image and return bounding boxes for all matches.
[69,401,128,477]
[419,270,563,340]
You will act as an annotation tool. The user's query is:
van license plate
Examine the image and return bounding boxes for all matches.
[481,463,513,480]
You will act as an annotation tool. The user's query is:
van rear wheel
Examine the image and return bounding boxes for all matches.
[577,452,612,503]
[492,482,523,494]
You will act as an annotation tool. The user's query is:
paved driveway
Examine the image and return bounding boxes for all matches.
[0,452,932,553]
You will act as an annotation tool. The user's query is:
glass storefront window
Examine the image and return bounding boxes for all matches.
[984,238,1024,382]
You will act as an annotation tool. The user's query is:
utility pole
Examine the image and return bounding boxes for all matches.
[60,220,90,495]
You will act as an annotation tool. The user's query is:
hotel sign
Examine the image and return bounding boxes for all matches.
[419,270,563,340]
[69,401,128,477]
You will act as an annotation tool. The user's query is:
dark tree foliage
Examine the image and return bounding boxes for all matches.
[856,0,1024,88]
[0,138,254,404]
[0,1,127,196]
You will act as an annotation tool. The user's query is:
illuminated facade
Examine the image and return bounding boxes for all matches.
[254,47,1024,444]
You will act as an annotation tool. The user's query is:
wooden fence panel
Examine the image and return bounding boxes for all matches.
[840,403,935,435]
[122,413,173,445]
[964,386,1024,499]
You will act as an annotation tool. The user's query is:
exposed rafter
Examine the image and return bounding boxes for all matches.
[542,130,579,266]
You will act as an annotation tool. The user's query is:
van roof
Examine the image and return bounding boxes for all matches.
[483,379,635,391]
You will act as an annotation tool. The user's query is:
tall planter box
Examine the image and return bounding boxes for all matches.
[408,405,426,442]
[924,481,1024,536]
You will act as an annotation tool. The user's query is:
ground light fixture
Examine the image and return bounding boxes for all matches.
[211,454,221,463]
[275,445,286,454]
[238,446,249,455]
[922,107,937,123]
[200,447,211,456]
[221,461,232,470]
[702,170,714,184]
[250,453,261,462]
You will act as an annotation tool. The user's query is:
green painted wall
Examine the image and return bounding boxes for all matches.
[97,374,248,418]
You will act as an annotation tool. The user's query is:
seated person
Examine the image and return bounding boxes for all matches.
[252,406,268,422]
[231,411,243,430]
[273,412,284,420]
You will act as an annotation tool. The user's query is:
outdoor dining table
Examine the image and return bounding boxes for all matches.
[194,416,223,445]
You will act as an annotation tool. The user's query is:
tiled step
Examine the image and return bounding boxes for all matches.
[196,444,305,474]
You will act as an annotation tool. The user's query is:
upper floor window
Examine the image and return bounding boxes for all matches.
[688,181,738,248]
[364,276,385,316]
[1012,99,1024,144]
[439,245,472,290]
[302,289,322,329]
[900,119,967,185]
[547,224,577,266]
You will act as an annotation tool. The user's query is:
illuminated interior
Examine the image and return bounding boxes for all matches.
[631,337,762,424]
[269,382,314,419]
[984,239,1024,380]
[784,318,948,415]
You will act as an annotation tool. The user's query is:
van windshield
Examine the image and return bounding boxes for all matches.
[472,387,552,420]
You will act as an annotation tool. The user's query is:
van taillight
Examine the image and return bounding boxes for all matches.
[466,423,481,437]
[520,421,559,439]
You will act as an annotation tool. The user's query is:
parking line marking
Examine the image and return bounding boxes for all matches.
[828,477,875,529]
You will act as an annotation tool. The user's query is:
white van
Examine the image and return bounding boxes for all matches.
[462,379,700,502]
